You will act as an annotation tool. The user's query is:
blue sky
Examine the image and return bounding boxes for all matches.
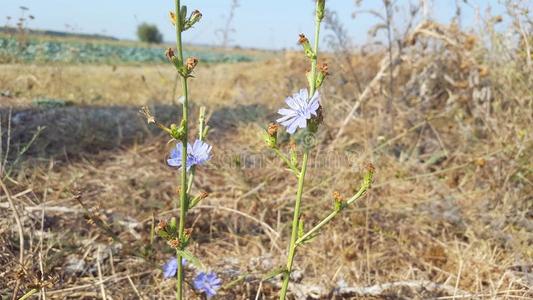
[1,0,508,49]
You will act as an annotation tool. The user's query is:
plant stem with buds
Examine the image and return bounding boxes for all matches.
[279,2,323,299]
[175,0,188,299]
[296,167,373,245]
[279,151,308,299]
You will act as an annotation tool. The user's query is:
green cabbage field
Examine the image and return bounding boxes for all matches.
[0,36,253,64]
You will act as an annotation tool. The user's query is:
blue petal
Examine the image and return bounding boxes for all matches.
[167,158,182,167]
[285,96,299,110]
[162,258,177,279]
[286,120,299,134]
[278,108,296,116]
[298,88,308,100]
[193,272,221,298]
[297,115,307,129]
[296,90,309,107]
[309,90,320,104]
[279,116,297,127]
[189,139,212,167]
[278,115,296,125]
[169,147,180,159]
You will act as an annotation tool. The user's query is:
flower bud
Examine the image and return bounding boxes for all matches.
[317,0,326,21]
[265,123,278,148]
[165,48,175,61]
[319,62,329,75]
[167,238,181,249]
[184,10,202,31]
[170,120,186,141]
[316,63,329,88]
[333,191,343,211]
[298,34,309,45]
[267,123,279,137]
[186,56,199,72]
[299,34,315,59]
[184,228,193,239]
[169,11,177,26]
[156,220,168,232]
[362,163,375,190]
[189,10,203,25]
[165,48,180,68]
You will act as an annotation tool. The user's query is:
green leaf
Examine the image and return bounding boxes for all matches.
[178,250,203,270]
[262,267,287,281]
[157,230,170,240]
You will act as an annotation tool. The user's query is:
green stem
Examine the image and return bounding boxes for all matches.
[295,179,371,245]
[175,0,188,299]
[279,2,323,299]
[308,4,321,97]
[18,289,37,300]
[279,150,309,299]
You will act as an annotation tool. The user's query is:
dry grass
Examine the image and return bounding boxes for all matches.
[0,20,532,300]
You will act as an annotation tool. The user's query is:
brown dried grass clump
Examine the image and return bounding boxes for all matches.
[1,20,532,300]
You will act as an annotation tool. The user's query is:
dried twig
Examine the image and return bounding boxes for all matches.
[127,275,144,300]
[46,271,152,295]
[38,161,54,300]
[333,50,397,141]
[0,178,24,300]
[336,280,470,297]
[1,109,13,175]
[96,246,108,300]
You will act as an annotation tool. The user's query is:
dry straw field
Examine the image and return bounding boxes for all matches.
[0,2,532,299]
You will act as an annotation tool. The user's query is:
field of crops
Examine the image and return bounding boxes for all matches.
[0,36,253,64]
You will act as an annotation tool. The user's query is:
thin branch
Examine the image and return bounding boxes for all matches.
[295,165,373,245]
[333,49,398,141]
[46,271,152,295]
[0,178,24,300]
[1,109,13,175]
[273,148,299,175]
[96,246,108,300]
[0,179,24,263]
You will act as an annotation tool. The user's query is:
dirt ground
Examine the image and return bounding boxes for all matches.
[1,21,532,299]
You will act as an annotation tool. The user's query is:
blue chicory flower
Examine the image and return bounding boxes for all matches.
[193,272,222,298]
[167,139,212,171]
[162,257,187,279]
[276,88,320,134]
